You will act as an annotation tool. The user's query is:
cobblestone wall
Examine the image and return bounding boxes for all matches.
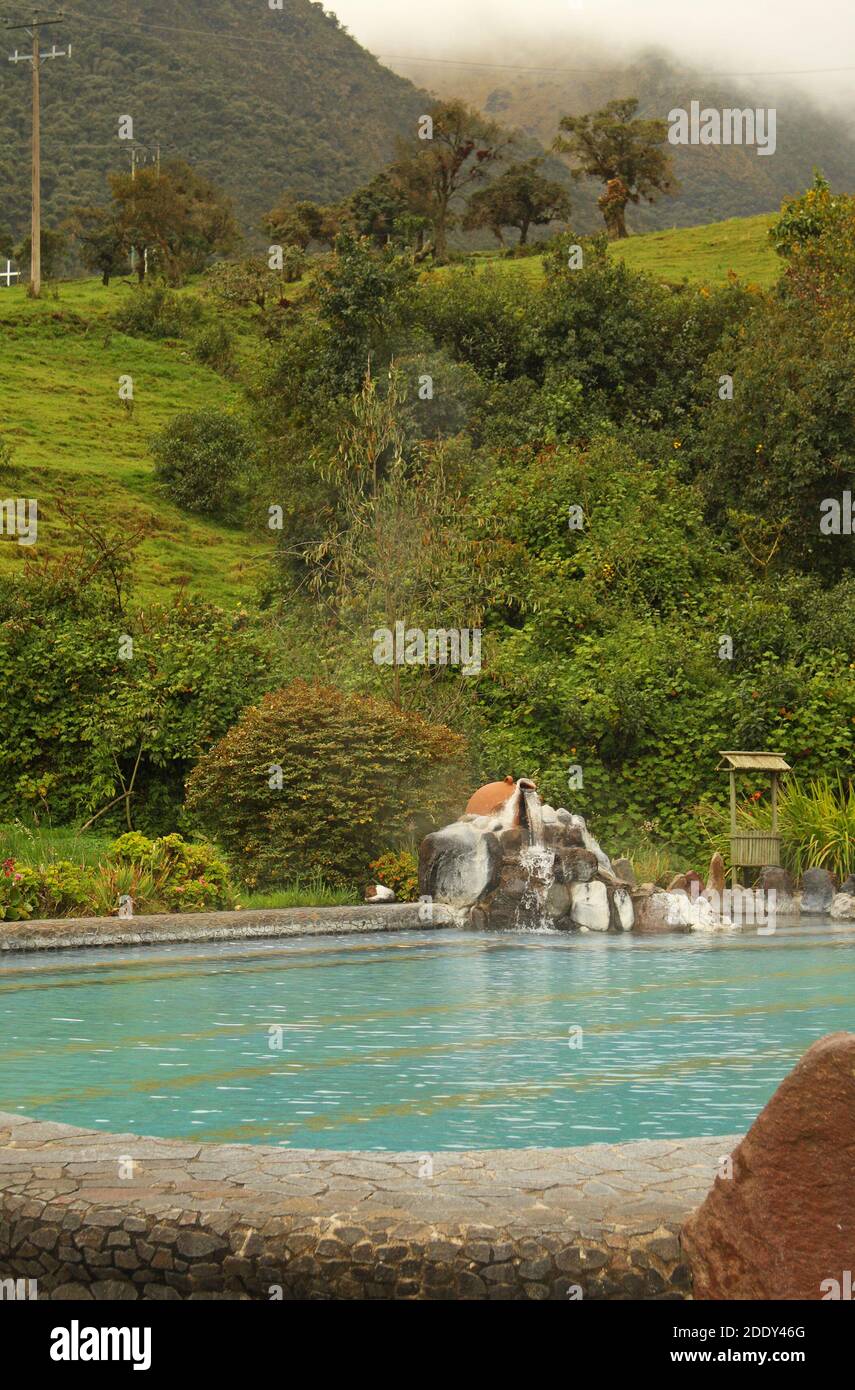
[0,1113,734,1301]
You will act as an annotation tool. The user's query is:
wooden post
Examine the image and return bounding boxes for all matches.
[729,767,738,888]
[30,22,40,296]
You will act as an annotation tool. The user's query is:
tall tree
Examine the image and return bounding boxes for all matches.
[463,159,572,246]
[109,160,240,285]
[553,98,676,239]
[65,206,127,286]
[348,172,409,249]
[262,195,343,251]
[392,100,512,262]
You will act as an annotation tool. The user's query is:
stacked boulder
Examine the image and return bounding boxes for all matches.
[419,777,634,932]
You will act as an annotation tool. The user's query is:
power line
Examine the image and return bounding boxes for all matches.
[381,53,855,79]
[39,9,855,80]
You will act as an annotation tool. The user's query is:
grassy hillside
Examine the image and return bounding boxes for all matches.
[465,212,780,288]
[0,0,429,242]
[611,213,778,286]
[0,212,780,611]
[0,277,269,606]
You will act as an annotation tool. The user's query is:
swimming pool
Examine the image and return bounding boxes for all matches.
[2,926,853,1149]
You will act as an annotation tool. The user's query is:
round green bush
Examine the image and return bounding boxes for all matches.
[150,409,254,516]
[184,681,469,888]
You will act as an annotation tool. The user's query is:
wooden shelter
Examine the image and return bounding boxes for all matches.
[718,751,792,886]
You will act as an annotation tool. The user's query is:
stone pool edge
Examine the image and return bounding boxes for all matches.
[0,902,450,952]
[0,1111,737,1301]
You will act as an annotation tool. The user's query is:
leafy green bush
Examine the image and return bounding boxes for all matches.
[112,282,203,339]
[369,850,419,901]
[769,172,851,256]
[0,553,282,833]
[27,860,92,917]
[110,831,235,911]
[192,321,236,375]
[185,681,469,888]
[0,859,35,920]
[150,409,254,516]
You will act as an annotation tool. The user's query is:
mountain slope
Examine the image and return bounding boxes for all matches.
[392,45,855,232]
[0,0,429,239]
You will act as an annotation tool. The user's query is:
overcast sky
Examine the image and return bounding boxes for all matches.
[328,0,855,101]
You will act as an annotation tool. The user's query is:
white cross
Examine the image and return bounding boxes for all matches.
[0,260,19,287]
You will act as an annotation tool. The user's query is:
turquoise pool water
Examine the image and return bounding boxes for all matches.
[1,926,853,1149]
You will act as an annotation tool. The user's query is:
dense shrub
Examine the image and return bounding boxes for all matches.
[0,567,282,832]
[368,850,419,901]
[0,833,234,921]
[112,282,203,339]
[465,436,855,860]
[110,831,235,911]
[185,681,470,888]
[0,859,35,920]
[191,321,236,375]
[150,409,255,516]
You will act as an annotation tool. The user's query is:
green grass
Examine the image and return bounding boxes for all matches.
[0,822,114,868]
[459,212,780,290]
[237,878,358,910]
[0,276,270,607]
[611,213,778,287]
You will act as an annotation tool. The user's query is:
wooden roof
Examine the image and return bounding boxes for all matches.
[718,751,792,772]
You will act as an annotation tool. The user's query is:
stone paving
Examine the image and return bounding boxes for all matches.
[0,903,447,953]
[0,1111,738,1300]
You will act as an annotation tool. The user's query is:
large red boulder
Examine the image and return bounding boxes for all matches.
[682,1033,855,1299]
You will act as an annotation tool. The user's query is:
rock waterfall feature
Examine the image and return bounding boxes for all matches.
[419,777,635,933]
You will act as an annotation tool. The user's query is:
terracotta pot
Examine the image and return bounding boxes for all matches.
[465,776,535,818]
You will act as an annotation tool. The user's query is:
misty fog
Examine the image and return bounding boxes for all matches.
[329,0,855,105]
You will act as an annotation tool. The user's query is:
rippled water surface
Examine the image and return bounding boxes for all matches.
[2,926,853,1148]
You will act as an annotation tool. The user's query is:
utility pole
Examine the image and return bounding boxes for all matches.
[127,141,139,277]
[5,10,69,297]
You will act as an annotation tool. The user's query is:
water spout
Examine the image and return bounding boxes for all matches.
[523,786,544,847]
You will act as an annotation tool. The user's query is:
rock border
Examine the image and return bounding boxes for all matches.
[0,1111,736,1301]
[0,902,450,953]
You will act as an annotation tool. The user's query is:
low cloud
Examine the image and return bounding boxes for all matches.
[329,0,855,104]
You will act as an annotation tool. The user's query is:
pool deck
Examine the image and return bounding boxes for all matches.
[0,1110,736,1300]
[0,903,447,952]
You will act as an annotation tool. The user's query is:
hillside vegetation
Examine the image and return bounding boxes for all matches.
[394,47,855,234]
[0,277,269,605]
[467,213,779,288]
[0,0,428,241]
[0,213,782,608]
[2,187,853,900]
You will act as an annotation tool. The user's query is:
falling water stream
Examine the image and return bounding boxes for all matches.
[517,789,556,930]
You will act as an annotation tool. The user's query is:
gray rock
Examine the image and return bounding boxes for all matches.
[418,824,502,909]
[569,880,610,932]
[757,866,795,897]
[632,890,683,933]
[800,868,836,913]
[612,857,637,887]
[610,885,635,932]
[555,847,599,884]
[830,892,855,921]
